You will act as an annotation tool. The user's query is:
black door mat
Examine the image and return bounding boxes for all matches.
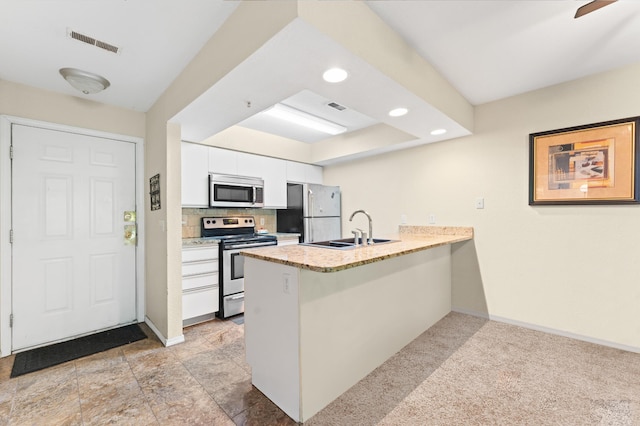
[10,323,147,378]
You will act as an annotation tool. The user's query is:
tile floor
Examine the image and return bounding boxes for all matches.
[0,318,294,425]
[1,312,639,425]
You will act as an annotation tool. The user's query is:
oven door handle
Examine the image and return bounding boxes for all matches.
[226,241,276,250]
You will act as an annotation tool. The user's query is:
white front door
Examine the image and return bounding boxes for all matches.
[11,124,137,350]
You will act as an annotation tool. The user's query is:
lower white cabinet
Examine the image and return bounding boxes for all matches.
[182,245,219,321]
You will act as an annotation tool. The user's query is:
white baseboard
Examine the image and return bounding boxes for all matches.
[452,307,640,354]
[451,307,640,353]
[451,306,489,319]
[145,316,185,347]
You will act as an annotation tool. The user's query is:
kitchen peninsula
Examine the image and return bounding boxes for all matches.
[241,226,473,422]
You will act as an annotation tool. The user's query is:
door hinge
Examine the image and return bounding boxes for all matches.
[9,314,13,328]
[9,145,13,160]
[9,229,13,244]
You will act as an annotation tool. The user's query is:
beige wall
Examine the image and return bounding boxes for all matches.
[324,62,640,350]
[144,1,299,341]
[0,80,145,137]
[200,126,312,164]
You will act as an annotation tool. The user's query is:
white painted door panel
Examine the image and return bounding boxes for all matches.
[12,124,137,350]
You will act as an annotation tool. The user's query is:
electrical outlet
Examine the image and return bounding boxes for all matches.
[283,273,291,294]
[260,217,265,226]
[428,214,436,224]
[475,198,485,209]
[401,214,407,224]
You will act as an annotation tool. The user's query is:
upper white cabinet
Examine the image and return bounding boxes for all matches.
[305,164,323,184]
[181,142,209,207]
[260,156,287,208]
[183,144,324,209]
[208,147,288,209]
[236,152,264,178]
[208,147,238,175]
[286,161,323,184]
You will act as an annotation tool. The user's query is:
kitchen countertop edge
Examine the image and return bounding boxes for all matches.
[241,226,473,273]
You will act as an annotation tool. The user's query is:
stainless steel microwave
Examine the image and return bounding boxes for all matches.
[209,174,264,208]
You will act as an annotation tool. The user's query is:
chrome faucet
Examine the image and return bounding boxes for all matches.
[349,210,373,245]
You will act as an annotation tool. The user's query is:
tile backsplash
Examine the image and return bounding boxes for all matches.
[182,208,277,238]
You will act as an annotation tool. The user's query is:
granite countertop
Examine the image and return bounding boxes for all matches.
[182,238,220,247]
[240,226,473,273]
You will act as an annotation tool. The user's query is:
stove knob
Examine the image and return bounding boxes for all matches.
[206,220,211,224]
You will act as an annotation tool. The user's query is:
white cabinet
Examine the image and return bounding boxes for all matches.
[208,147,238,175]
[205,147,323,208]
[181,142,209,207]
[286,161,323,184]
[306,165,323,184]
[236,152,263,178]
[261,156,287,209]
[182,245,219,323]
[210,147,287,208]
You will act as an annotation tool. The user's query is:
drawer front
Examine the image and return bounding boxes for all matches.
[182,272,218,291]
[222,293,244,318]
[183,286,219,320]
[182,246,218,262]
[182,260,218,276]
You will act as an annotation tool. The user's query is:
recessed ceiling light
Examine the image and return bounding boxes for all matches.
[431,128,447,136]
[323,68,348,83]
[388,108,408,117]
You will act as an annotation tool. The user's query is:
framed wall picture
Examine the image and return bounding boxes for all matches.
[150,173,161,211]
[529,117,640,205]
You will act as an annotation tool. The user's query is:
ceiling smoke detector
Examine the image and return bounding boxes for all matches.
[59,68,111,94]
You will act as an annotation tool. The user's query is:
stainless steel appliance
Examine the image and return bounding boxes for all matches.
[276,183,341,243]
[201,216,277,318]
[209,174,264,208]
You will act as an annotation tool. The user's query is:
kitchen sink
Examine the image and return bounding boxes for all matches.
[301,238,397,250]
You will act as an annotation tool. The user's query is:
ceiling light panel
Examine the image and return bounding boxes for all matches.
[263,103,347,135]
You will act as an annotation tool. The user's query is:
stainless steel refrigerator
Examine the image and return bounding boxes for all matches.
[277,183,341,243]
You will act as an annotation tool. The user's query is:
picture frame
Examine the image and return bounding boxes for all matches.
[529,117,640,205]
[149,174,161,211]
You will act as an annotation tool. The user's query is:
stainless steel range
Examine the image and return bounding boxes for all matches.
[201,216,277,319]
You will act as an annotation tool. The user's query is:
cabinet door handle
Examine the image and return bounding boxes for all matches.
[228,294,244,301]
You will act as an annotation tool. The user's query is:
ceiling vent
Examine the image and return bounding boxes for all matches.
[327,102,346,111]
[68,29,120,54]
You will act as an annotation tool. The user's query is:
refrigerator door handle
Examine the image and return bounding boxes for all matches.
[308,189,314,241]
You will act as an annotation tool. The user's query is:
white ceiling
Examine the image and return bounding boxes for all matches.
[1,0,640,148]
[367,0,640,105]
[0,0,239,111]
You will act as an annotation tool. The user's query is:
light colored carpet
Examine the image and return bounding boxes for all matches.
[307,312,640,425]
